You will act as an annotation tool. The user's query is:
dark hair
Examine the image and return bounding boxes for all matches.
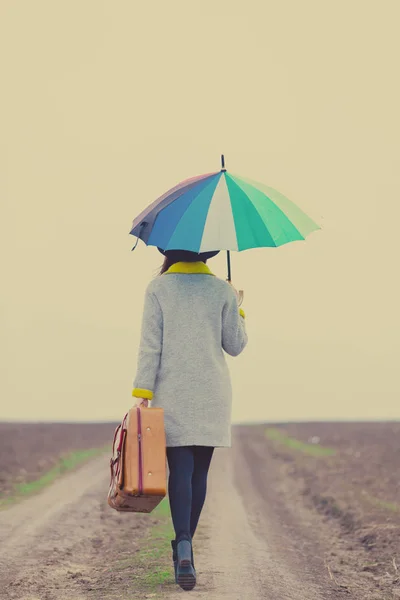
[157,248,219,276]
[159,251,208,276]
[159,256,174,275]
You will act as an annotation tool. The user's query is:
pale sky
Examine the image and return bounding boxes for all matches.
[1,1,399,423]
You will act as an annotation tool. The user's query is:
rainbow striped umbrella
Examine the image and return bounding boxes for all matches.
[130,156,320,279]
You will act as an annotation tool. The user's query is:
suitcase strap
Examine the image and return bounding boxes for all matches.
[109,413,128,486]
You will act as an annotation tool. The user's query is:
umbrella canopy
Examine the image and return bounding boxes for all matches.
[130,157,319,255]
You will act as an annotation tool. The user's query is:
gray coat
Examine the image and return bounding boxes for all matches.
[132,262,248,447]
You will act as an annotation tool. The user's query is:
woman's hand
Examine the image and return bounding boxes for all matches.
[227,280,244,307]
[135,398,149,408]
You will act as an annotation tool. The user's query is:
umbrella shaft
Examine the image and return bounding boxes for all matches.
[227,251,231,281]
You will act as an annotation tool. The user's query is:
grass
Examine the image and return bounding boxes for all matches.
[0,444,111,509]
[109,498,175,597]
[362,490,400,513]
[266,427,337,457]
[131,498,175,592]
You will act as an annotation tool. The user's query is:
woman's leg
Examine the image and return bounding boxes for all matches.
[166,446,195,541]
[190,446,214,538]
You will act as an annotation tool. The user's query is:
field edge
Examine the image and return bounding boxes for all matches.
[0,444,111,510]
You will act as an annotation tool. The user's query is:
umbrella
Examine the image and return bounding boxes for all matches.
[130,155,320,280]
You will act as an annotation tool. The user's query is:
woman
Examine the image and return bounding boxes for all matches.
[132,248,248,591]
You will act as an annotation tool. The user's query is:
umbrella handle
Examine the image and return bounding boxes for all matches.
[226,251,244,306]
[226,280,244,307]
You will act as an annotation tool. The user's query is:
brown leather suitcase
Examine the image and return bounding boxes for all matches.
[108,406,167,513]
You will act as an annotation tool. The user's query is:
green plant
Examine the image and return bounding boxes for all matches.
[265,428,336,457]
[130,498,175,593]
[0,444,110,509]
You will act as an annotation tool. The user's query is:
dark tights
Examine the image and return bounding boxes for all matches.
[166,446,214,542]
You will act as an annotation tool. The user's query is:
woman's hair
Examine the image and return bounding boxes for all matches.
[159,256,174,275]
[159,250,207,276]
[156,249,219,276]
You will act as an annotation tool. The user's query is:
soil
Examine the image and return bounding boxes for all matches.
[0,422,399,600]
[0,422,116,497]
[262,422,400,599]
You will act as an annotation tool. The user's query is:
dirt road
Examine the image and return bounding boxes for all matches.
[169,436,333,600]
[0,431,366,600]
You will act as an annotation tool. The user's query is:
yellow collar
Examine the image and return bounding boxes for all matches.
[165,261,215,276]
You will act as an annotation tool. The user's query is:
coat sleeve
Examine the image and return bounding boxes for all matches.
[221,289,248,357]
[132,288,163,400]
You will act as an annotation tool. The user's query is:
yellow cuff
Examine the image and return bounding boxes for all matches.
[239,308,246,319]
[132,388,153,400]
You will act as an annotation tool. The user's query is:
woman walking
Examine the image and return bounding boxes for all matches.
[132,248,248,591]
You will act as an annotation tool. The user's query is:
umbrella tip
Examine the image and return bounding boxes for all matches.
[221,154,226,172]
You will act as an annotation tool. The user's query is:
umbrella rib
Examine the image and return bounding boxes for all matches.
[225,174,277,249]
[230,175,305,245]
[233,173,319,237]
[199,173,239,252]
[154,173,222,251]
[130,172,219,235]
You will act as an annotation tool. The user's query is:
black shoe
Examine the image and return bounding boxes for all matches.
[176,538,196,591]
[171,540,178,583]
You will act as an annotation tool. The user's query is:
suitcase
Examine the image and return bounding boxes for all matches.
[107,406,167,513]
